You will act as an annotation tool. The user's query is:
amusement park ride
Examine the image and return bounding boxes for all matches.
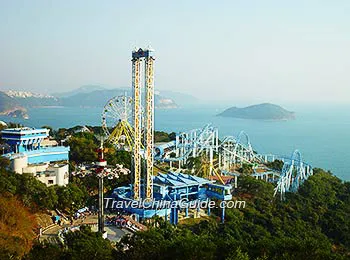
[100,47,313,225]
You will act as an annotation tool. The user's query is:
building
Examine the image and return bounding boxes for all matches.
[1,127,50,153]
[23,163,69,186]
[111,172,232,224]
[1,127,70,186]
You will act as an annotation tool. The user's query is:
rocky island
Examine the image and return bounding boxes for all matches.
[4,108,29,119]
[218,103,295,120]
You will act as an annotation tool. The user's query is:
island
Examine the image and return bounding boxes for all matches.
[217,103,295,120]
[0,92,29,119]
[5,108,29,119]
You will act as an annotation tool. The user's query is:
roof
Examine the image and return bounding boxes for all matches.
[1,127,49,135]
[153,172,212,188]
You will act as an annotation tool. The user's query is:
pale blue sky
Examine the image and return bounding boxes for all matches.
[0,0,349,104]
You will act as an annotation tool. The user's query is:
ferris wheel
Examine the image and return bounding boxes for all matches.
[101,95,134,149]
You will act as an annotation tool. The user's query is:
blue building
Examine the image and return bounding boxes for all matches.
[110,172,232,224]
[1,127,70,186]
[2,128,49,153]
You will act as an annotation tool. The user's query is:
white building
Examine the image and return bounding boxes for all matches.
[23,163,69,186]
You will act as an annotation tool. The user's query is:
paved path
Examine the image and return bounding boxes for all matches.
[39,214,132,243]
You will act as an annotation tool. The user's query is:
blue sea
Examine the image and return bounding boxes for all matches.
[1,104,349,180]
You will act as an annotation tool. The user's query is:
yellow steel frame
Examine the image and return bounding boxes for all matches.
[108,120,134,149]
[132,58,141,200]
[145,57,154,199]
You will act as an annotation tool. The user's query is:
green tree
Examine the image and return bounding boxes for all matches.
[68,132,98,163]
[64,226,115,260]
[41,125,53,136]
[265,160,284,171]
[55,183,88,212]
[25,242,64,260]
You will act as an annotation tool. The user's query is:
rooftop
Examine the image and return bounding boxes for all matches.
[1,127,49,135]
[153,172,212,188]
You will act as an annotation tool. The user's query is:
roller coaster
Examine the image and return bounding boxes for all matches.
[154,124,313,200]
[102,48,313,203]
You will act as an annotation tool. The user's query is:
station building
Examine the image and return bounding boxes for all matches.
[111,172,232,224]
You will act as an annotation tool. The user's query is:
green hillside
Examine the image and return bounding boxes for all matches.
[218,103,295,120]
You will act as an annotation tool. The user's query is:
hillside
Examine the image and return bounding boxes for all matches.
[0,86,180,118]
[0,92,29,119]
[0,92,18,112]
[59,88,178,109]
[52,85,107,98]
[218,103,295,120]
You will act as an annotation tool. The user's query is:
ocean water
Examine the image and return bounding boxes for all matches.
[1,104,349,180]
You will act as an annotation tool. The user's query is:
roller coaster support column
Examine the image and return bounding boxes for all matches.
[209,147,213,176]
[207,199,211,216]
[193,131,197,157]
[175,135,179,157]
[170,207,178,224]
[221,204,225,223]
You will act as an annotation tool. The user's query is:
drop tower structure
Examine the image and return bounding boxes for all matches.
[132,47,155,200]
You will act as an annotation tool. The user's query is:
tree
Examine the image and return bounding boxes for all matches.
[68,132,98,163]
[64,226,115,260]
[25,242,64,260]
[104,145,132,169]
[41,125,53,136]
[55,183,88,212]
[0,194,37,259]
[238,163,254,175]
[0,157,10,168]
[265,160,284,171]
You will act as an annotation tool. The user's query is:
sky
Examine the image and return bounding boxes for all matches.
[0,0,349,105]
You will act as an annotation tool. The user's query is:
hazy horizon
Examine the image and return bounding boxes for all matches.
[1,1,349,105]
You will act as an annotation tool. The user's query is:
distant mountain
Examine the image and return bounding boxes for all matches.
[0,92,18,112]
[156,90,200,107]
[52,85,108,98]
[217,103,295,120]
[0,92,29,119]
[0,86,180,118]
[59,88,178,109]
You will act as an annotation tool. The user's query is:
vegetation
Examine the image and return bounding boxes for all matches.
[26,226,115,260]
[265,160,284,171]
[52,125,172,166]
[218,103,295,120]
[67,132,99,163]
[0,167,88,213]
[1,125,349,259]
[237,163,254,175]
[112,170,350,259]
[154,131,176,143]
[19,169,350,260]
[0,194,37,259]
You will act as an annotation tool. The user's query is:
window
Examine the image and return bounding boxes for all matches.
[48,180,54,185]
